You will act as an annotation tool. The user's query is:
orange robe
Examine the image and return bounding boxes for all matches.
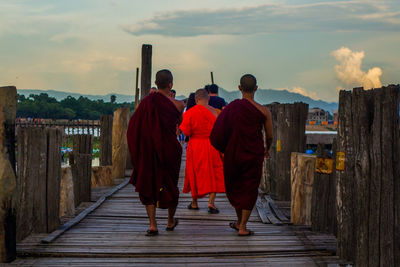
[179,105,225,198]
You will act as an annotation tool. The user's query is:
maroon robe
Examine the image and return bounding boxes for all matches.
[210,99,266,210]
[127,92,182,209]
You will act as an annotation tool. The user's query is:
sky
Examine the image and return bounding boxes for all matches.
[0,0,399,102]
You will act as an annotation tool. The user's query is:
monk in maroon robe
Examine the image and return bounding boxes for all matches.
[127,69,184,236]
[210,74,273,236]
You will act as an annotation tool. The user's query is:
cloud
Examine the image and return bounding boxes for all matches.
[123,1,400,37]
[290,86,319,100]
[278,86,319,100]
[332,46,382,90]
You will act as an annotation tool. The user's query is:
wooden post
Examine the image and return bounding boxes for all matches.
[46,128,62,232]
[112,108,129,179]
[290,152,315,225]
[16,127,62,240]
[100,115,113,166]
[135,67,140,109]
[0,86,17,262]
[211,72,214,84]
[337,85,400,266]
[140,44,152,100]
[71,134,93,206]
[263,102,308,200]
[311,142,337,235]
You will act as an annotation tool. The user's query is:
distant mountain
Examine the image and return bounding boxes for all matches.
[18,88,338,113]
[218,88,338,113]
[18,89,136,103]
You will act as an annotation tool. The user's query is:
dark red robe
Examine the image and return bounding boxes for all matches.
[127,92,182,209]
[210,99,266,210]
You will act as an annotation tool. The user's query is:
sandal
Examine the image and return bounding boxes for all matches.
[238,230,254,236]
[145,229,159,236]
[166,219,179,231]
[187,203,199,210]
[208,206,219,214]
[229,222,239,231]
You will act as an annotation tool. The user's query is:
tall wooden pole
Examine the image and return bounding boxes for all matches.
[140,44,152,100]
[134,67,139,108]
[112,108,130,179]
[210,72,214,84]
[0,86,17,262]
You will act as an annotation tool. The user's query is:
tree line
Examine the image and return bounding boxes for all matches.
[17,93,134,120]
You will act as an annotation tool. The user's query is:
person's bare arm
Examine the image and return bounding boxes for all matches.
[264,107,273,154]
[174,100,185,123]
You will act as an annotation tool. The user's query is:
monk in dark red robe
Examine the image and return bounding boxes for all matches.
[127,69,184,236]
[210,74,273,236]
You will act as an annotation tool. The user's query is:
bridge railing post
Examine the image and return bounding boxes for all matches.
[336,85,399,266]
[0,86,17,263]
[262,102,308,201]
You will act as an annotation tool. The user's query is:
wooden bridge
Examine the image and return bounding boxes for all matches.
[12,152,340,266]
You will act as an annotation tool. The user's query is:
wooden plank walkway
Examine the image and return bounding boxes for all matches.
[12,150,340,266]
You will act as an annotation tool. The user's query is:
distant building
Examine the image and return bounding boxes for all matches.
[333,110,338,122]
[307,107,332,124]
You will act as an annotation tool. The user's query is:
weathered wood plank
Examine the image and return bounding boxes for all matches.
[256,197,271,224]
[71,135,93,206]
[16,144,340,265]
[264,195,289,223]
[42,179,129,243]
[337,85,400,266]
[379,86,396,266]
[140,44,152,100]
[45,128,62,233]
[353,87,372,266]
[0,86,17,262]
[311,143,337,235]
[291,153,315,226]
[99,115,112,166]
[394,86,400,267]
[336,90,355,262]
[112,108,129,179]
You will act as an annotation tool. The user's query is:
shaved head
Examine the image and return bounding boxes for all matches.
[240,74,257,93]
[155,69,173,89]
[195,88,208,101]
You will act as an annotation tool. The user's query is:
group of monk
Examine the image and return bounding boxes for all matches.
[127,69,273,237]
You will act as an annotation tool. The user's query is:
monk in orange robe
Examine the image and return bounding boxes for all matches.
[179,89,225,213]
[127,70,184,236]
[210,74,273,236]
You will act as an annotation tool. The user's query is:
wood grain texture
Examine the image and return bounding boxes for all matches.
[311,143,337,235]
[263,103,308,201]
[99,115,112,166]
[45,128,62,233]
[15,146,341,266]
[290,153,316,226]
[71,135,93,207]
[0,86,17,262]
[337,85,399,266]
[140,44,152,100]
[112,108,129,179]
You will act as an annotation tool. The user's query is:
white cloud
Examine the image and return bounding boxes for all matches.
[123,1,400,37]
[332,46,382,90]
[290,86,319,99]
[277,86,319,100]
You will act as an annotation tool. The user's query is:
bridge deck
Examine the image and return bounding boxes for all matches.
[13,153,340,266]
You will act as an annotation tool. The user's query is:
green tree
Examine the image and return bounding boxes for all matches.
[110,94,116,104]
